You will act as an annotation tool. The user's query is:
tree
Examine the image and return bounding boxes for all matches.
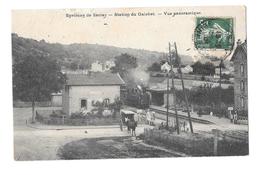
[13,51,66,123]
[147,62,161,71]
[70,61,78,70]
[192,61,215,75]
[111,53,138,82]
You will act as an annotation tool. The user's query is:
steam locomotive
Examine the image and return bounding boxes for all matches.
[125,85,151,109]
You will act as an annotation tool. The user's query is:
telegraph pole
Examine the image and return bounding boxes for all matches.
[219,59,223,107]
[166,62,169,129]
[174,42,194,133]
[169,42,180,134]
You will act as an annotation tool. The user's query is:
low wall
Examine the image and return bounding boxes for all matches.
[144,128,248,156]
[13,101,51,108]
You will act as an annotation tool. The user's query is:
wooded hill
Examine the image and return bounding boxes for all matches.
[12,33,193,69]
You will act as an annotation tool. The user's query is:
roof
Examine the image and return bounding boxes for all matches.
[230,41,247,61]
[120,110,135,115]
[66,72,125,86]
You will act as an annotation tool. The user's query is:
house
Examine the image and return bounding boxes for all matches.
[215,67,231,75]
[161,63,193,74]
[147,76,232,107]
[62,72,125,116]
[161,62,171,72]
[91,61,104,72]
[230,40,247,112]
[182,65,193,74]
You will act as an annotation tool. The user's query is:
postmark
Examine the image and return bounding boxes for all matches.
[194,17,234,50]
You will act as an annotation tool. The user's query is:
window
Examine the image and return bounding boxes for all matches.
[240,64,245,75]
[240,80,245,91]
[81,99,87,108]
[241,97,244,108]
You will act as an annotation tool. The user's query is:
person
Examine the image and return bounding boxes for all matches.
[146,109,152,125]
[234,110,238,124]
[151,111,156,125]
[119,118,123,131]
[159,122,164,130]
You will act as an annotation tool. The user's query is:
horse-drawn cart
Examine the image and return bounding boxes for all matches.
[120,110,137,136]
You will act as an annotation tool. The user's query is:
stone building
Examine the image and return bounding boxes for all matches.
[230,40,247,112]
[62,72,125,116]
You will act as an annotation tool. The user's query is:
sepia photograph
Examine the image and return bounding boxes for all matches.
[12,6,248,161]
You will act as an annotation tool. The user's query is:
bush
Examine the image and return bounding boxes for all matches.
[70,112,87,119]
[238,110,248,118]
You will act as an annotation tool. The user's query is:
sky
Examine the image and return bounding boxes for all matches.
[12,6,246,57]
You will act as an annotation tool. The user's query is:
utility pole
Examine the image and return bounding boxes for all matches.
[174,42,194,133]
[166,62,169,129]
[169,43,180,134]
[219,59,223,107]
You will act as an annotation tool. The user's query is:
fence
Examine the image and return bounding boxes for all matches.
[13,101,51,108]
[36,109,121,126]
[144,128,248,156]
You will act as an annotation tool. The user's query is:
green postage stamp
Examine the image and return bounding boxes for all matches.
[194,17,234,50]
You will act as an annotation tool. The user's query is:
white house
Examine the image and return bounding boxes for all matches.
[91,61,104,72]
[62,72,125,116]
[182,65,193,74]
[161,62,171,72]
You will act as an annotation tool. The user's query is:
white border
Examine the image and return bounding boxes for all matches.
[1,0,259,175]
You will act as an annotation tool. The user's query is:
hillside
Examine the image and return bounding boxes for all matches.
[12,33,193,69]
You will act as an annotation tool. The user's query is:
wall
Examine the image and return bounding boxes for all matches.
[51,95,62,106]
[68,85,120,115]
[233,53,248,111]
[62,87,70,116]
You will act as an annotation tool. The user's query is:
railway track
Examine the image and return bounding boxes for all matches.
[149,105,214,124]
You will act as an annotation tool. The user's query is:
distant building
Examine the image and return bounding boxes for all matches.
[147,76,232,106]
[104,60,116,71]
[182,65,193,74]
[161,62,171,72]
[62,72,125,116]
[91,61,104,72]
[215,67,231,75]
[230,40,247,112]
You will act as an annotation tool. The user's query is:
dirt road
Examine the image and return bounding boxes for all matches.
[13,108,145,160]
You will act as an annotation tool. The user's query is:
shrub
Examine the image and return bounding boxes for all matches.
[70,112,86,119]
[50,111,61,118]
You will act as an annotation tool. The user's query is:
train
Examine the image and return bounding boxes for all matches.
[125,85,151,109]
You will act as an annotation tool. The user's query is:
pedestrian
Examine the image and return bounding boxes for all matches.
[119,118,123,131]
[234,110,238,124]
[230,110,234,123]
[146,109,152,125]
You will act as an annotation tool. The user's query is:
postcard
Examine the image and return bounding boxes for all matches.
[12,6,248,160]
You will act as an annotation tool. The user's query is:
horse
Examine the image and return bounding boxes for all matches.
[127,119,137,136]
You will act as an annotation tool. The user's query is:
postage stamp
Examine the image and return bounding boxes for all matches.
[194,17,234,50]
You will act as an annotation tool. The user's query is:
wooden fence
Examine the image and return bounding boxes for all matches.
[144,128,248,156]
